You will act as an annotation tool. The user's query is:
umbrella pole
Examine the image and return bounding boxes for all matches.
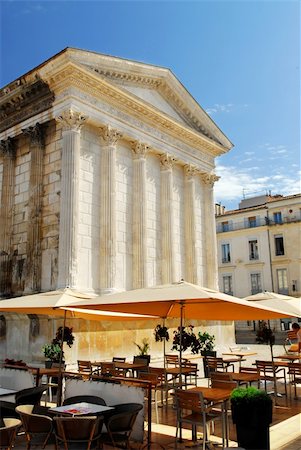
[57,310,66,406]
[179,302,184,388]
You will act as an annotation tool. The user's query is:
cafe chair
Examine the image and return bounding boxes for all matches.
[288,362,301,399]
[209,379,237,445]
[99,402,143,449]
[16,404,53,449]
[99,362,119,377]
[112,357,126,363]
[283,330,298,353]
[63,395,106,407]
[138,371,161,422]
[42,362,65,406]
[77,360,93,379]
[174,389,224,450]
[181,361,199,387]
[53,416,103,450]
[148,366,174,406]
[165,354,180,367]
[0,418,22,450]
[239,366,260,388]
[209,371,233,387]
[255,360,288,398]
[0,386,46,419]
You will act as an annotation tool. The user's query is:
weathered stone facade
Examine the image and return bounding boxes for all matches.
[0,48,235,364]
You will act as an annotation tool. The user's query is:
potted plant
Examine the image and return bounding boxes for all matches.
[198,331,216,378]
[231,386,273,450]
[42,326,75,368]
[154,324,169,342]
[134,338,151,364]
[172,325,201,354]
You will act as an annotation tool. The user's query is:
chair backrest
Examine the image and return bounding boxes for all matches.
[210,379,237,390]
[106,403,143,433]
[239,366,260,375]
[206,356,224,373]
[100,362,116,376]
[165,354,179,367]
[63,395,106,406]
[0,418,21,450]
[77,360,92,374]
[16,404,53,433]
[181,361,198,372]
[138,372,159,387]
[148,367,167,384]
[288,362,301,379]
[112,357,126,363]
[15,386,46,406]
[175,389,206,414]
[53,416,102,449]
[210,371,233,382]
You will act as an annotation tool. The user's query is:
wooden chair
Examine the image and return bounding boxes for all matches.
[206,356,235,380]
[99,362,119,377]
[112,357,126,363]
[181,361,199,387]
[239,366,260,388]
[77,360,93,379]
[0,418,21,450]
[138,371,161,423]
[174,389,224,450]
[288,362,301,399]
[53,416,102,450]
[16,404,53,449]
[148,366,174,406]
[209,371,233,387]
[165,354,180,367]
[255,360,288,398]
[283,330,299,353]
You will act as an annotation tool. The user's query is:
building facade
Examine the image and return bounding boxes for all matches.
[0,48,235,363]
[216,193,301,331]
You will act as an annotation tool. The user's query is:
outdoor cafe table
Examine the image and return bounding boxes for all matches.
[188,386,233,447]
[222,352,257,369]
[28,366,61,387]
[273,354,301,362]
[49,402,114,416]
[92,361,147,376]
[231,372,260,387]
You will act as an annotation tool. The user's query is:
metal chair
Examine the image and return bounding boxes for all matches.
[174,389,224,450]
[63,395,106,408]
[283,330,298,353]
[16,404,53,449]
[181,361,199,387]
[53,416,103,450]
[239,366,261,388]
[112,357,126,363]
[255,360,288,398]
[0,418,22,450]
[99,402,143,449]
[288,362,301,398]
[209,371,233,387]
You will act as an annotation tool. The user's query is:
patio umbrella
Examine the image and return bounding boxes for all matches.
[243,291,301,318]
[62,281,292,379]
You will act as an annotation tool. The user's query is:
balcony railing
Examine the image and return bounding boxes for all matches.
[216,212,301,233]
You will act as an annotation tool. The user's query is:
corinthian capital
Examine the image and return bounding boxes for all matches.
[184,164,199,179]
[56,109,87,131]
[0,137,16,158]
[160,153,176,170]
[131,141,150,159]
[22,122,45,146]
[99,125,122,146]
[201,172,220,186]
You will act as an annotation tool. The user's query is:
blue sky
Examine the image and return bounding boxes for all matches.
[1,0,300,210]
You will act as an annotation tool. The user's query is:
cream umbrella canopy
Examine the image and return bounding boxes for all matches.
[243,291,301,318]
[62,281,292,373]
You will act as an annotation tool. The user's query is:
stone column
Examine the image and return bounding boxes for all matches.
[201,173,220,289]
[22,123,45,293]
[160,153,176,284]
[55,109,87,289]
[131,141,149,288]
[0,138,16,296]
[99,125,122,293]
[184,164,199,284]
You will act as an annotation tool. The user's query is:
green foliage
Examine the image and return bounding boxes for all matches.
[42,343,62,362]
[134,338,150,355]
[198,331,215,352]
[231,387,272,406]
[154,324,169,342]
[172,325,201,354]
[42,326,75,361]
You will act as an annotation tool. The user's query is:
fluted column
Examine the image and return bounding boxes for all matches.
[0,138,16,296]
[201,172,220,289]
[131,141,149,288]
[55,109,87,289]
[22,123,45,293]
[184,164,199,284]
[99,125,122,293]
[160,153,176,284]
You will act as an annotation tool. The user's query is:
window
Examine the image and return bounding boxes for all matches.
[221,243,231,263]
[249,240,259,260]
[277,269,288,295]
[250,273,262,294]
[275,235,284,256]
[273,212,282,224]
[248,216,257,228]
[222,275,233,295]
[222,221,229,232]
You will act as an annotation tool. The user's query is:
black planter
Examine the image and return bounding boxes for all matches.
[45,360,53,368]
[231,399,273,450]
[201,350,216,378]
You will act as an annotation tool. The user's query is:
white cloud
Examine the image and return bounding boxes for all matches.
[214,164,300,209]
[244,151,255,156]
[206,103,248,116]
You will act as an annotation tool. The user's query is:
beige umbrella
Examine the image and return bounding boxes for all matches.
[62,281,291,374]
[243,291,301,317]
